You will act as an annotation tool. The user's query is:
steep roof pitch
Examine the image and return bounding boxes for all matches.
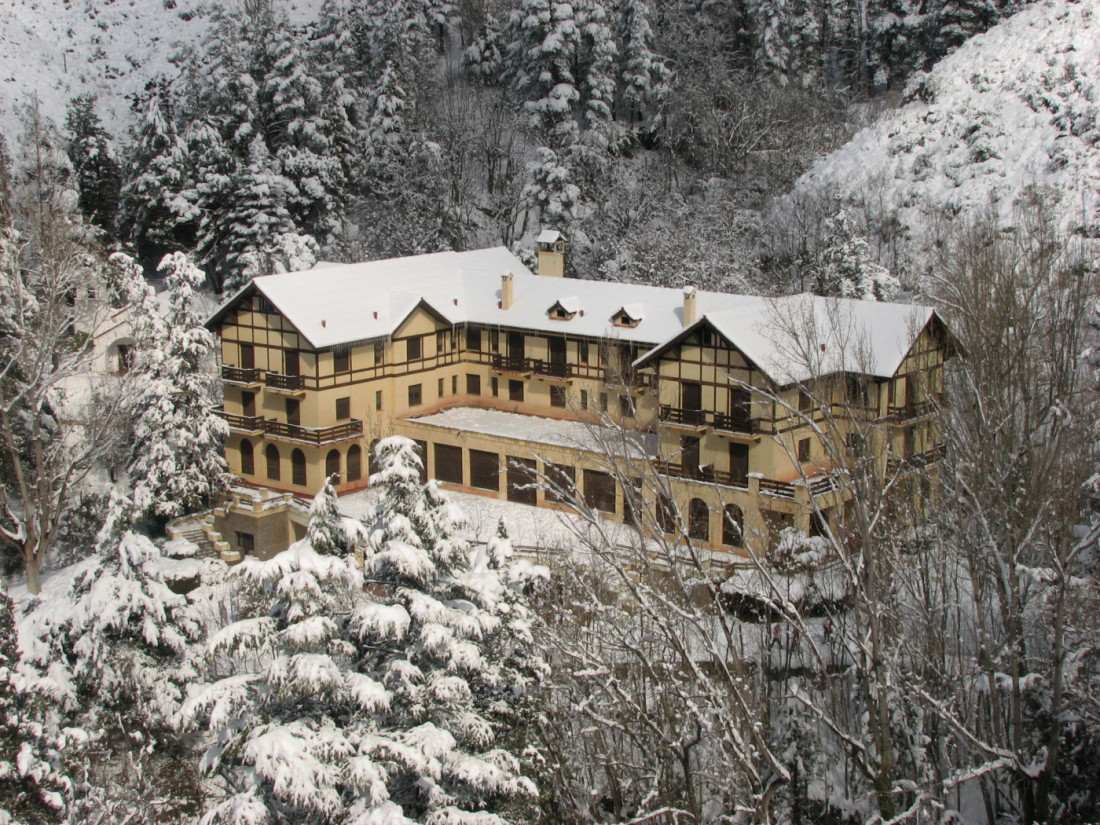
[206,247,944,385]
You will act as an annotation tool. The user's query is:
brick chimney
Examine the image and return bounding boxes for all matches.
[501,271,514,309]
[682,286,697,326]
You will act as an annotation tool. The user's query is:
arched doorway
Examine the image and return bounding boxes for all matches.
[688,498,709,541]
[346,444,362,482]
[239,439,254,476]
[265,444,280,480]
[291,449,307,487]
[325,449,340,481]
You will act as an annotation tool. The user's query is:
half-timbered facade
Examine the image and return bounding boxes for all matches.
[206,241,953,559]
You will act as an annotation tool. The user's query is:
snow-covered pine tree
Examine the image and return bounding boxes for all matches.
[64,94,121,240]
[613,0,669,133]
[183,436,540,823]
[118,80,199,272]
[0,588,68,824]
[572,0,619,167]
[462,13,507,84]
[128,252,229,522]
[812,209,899,301]
[363,61,415,199]
[524,146,580,226]
[306,474,349,558]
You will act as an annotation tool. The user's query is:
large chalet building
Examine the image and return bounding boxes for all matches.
[205,235,952,558]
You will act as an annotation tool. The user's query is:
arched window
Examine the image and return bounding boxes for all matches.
[346,444,362,482]
[657,494,678,534]
[326,449,340,481]
[265,444,280,481]
[688,498,709,541]
[723,504,744,547]
[292,448,307,487]
[239,439,254,475]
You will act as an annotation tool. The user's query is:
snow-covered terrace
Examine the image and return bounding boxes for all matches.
[400,406,658,460]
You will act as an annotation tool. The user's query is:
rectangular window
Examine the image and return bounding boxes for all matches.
[550,385,567,408]
[333,349,350,373]
[406,336,422,361]
[466,327,481,352]
[581,389,589,409]
[509,379,524,402]
[600,392,608,411]
[507,457,538,505]
[469,450,500,491]
[434,443,463,484]
[285,398,300,426]
[491,377,499,397]
[799,389,812,412]
[729,443,749,486]
[284,350,300,376]
[375,390,382,411]
[240,343,255,369]
[408,384,422,407]
[619,395,634,418]
[436,329,447,354]
[451,375,457,394]
[467,374,481,395]
[438,377,444,397]
[579,340,589,363]
[797,437,810,463]
[583,469,617,514]
[236,532,255,554]
[241,391,256,418]
[546,464,576,504]
[335,397,350,420]
[374,341,385,365]
[489,330,499,352]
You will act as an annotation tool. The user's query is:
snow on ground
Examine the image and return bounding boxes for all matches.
[0,0,323,140]
[784,0,1100,252]
[407,407,657,459]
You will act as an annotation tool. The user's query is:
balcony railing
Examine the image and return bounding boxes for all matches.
[660,405,707,426]
[886,443,946,475]
[222,365,261,384]
[712,412,756,435]
[212,407,265,432]
[887,398,938,421]
[264,419,363,445]
[660,461,750,489]
[492,354,531,374]
[265,372,305,391]
[531,358,569,379]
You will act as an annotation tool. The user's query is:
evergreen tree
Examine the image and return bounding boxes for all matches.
[613,0,669,132]
[363,61,415,198]
[462,13,507,84]
[811,209,899,301]
[119,80,199,271]
[64,94,121,240]
[524,146,580,226]
[306,474,348,557]
[128,252,229,521]
[184,436,540,823]
[0,589,68,824]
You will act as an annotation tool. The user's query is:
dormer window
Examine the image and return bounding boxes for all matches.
[547,297,580,321]
[611,304,644,328]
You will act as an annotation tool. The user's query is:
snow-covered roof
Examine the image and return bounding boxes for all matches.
[406,407,657,460]
[207,246,942,384]
[636,294,936,385]
[536,229,562,244]
[207,247,759,350]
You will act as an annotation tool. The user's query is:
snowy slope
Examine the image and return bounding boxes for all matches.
[784,0,1100,246]
[0,0,321,142]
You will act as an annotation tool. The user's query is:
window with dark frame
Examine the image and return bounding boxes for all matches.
[437,329,447,354]
[509,379,523,402]
[797,437,811,463]
[236,532,254,554]
[438,377,444,397]
[451,375,457,394]
[583,469,616,514]
[266,444,280,480]
[489,330,499,351]
[434,443,463,484]
[722,505,744,547]
[334,349,350,373]
[408,384,422,407]
[491,377,499,397]
[545,464,576,504]
[346,445,362,482]
[291,448,306,486]
[579,340,589,363]
[580,389,589,409]
[507,457,538,505]
[335,397,350,420]
[467,374,481,395]
[375,390,382,410]
[374,341,385,365]
[600,392,608,411]
[688,498,709,541]
[466,327,481,352]
[550,385,566,407]
[469,450,500,491]
[407,336,422,361]
[240,439,254,475]
[619,394,634,418]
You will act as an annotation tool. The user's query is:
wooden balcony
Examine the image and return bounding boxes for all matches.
[712,412,756,435]
[531,358,570,380]
[887,398,938,422]
[222,365,261,386]
[886,443,946,475]
[492,354,532,374]
[265,372,305,392]
[264,419,363,445]
[659,405,708,427]
[659,461,749,489]
[212,407,265,433]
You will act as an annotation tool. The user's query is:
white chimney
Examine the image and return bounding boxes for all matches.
[682,286,697,326]
[501,271,514,309]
